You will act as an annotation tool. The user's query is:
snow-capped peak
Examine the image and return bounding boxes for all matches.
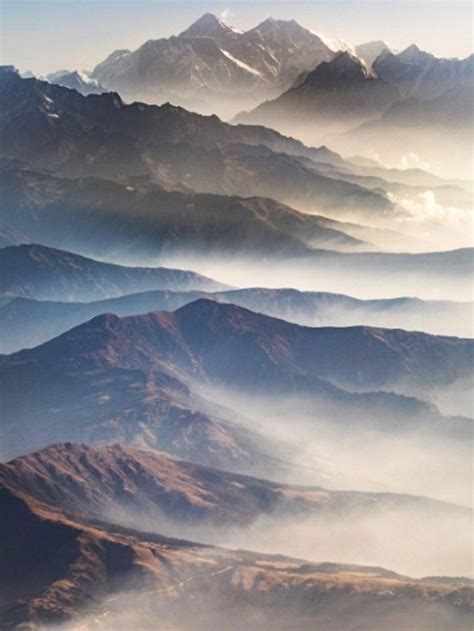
[180,13,238,39]
[312,31,353,54]
[220,49,262,77]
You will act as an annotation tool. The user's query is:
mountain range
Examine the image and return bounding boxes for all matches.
[235,47,474,140]
[0,260,472,353]
[91,14,335,116]
[1,298,471,466]
[4,67,471,229]
[0,69,395,222]
[3,69,472,242]
[372,45,474,100]
[235,51,401,131]
[2,160,473,302]
[0,162,370,258]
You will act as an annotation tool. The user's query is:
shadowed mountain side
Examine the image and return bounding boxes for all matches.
[0,161,371,258]
[169,300,473,395]
[144,143,392,218]
[372,47,474,100]
[0,344,274,472]
[235,51,401,132]
[0,243,225,301]
[234,48,473,155]
[0,71,396,219]
[0,68,343,169]
[2,67,469,217]
[2,163,472,299]
[238,48,474,130]
[3,298,472,395]
[1,483,472,630]
[354,85,474,133]
[0,287,472,354]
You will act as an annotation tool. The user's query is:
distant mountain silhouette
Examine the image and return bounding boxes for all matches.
[373,45,474,99]
[0,72,392,218]
[235,51,400,128]
[0,243,224,301]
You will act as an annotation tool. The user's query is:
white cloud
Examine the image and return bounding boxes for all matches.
[398,152,432,172]
[392,190,472,225]
[221,8,233,22]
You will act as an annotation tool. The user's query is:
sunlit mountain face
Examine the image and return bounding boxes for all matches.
[0,4,473,630]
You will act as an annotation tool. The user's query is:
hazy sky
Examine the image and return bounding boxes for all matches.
[1,0,472,75]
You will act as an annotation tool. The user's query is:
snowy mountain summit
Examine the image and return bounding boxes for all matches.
[91,13,335,114]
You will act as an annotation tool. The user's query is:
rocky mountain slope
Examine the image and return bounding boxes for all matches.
[1,481,472,630]
[0,67,337,166]
[3,443,467,530]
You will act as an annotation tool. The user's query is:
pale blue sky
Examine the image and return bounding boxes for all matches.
[1,0,472,75]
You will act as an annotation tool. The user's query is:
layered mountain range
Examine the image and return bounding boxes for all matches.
[235,47,474,135]
[0,162,370,257]
[2,157,473,302]
[233,42,473,176]
[0,245,472,353]
[1,10,473,629]
[2,68,471,245]
[236,51,401,130]
[13,13,472,174]
[0,69,394,221]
